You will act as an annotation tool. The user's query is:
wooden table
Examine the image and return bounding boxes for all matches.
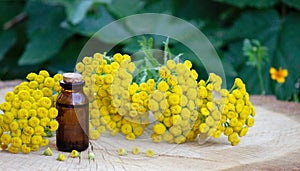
[1,81,300,170]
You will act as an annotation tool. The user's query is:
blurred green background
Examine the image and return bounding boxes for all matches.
[0,0,299,101]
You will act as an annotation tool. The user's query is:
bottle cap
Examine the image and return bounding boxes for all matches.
[62,73,83,84]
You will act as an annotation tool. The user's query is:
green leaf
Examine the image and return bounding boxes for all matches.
[106,0,145,18]
[19,30,72,65]
[61,6,114,36]
[224,9,300,100]
[45,36,89,73]
[64,0,94,25]
[41,0,111,24]
[19,0,73,65]
[0,31,16,61]
[214,0,279,8]
[283,0,300,10]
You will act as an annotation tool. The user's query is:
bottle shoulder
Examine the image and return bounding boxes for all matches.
[57,92,88,105]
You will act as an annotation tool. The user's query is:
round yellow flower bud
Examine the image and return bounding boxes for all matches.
[157,81,169,92]
[153,123,166,135]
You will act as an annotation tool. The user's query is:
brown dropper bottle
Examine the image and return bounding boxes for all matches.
[56,73,89,152]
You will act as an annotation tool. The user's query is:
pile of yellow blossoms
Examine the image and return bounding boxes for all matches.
[76,53,256,146]
[0,52,256,155]
[0,70,62,154]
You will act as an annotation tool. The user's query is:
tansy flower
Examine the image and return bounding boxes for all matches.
[149,100,159,112]
[35,75,45,83]
[145,149,154,157]
[71,150,80,158]
[76,62,85,73]
[191,69,198,80]
[166,60,176,69]
[40,138,49,147]
[151,133,163,143]
[0,102,11,111]
[8,146,19,154]
[184,60,192,69]
[53,73,63,82]
[42,147,53,156]
[133,127,144,136]
[269,67,288,83]
[21,134,31,144]
[21,144,31,154]
[1,134,11,145]
[132,146,140,155]
[42,87,53,97]
[26,72,37,81]
[83,56,93,65]
[49,120,59,131]
[118,148,127,156]
[44,77,55,88]
[88,151,95,160]
[57,154,66,161]
[30,145,39,152]
[127,62,135,73]
[39,70,50,77]
[34,126,44,135]
[153,123,166,135]
[246,117,255,127]
[18,90,30,101]
[113,53,124,63]
[159,66,170,78]
[121,124,132,135]
[168,93,180,105]
[90,130,101,140]
[38,97,52,109]
[4,91,15,102]
[126,132,136,141]
[9,121,19,131]
[199,123,209,133]
[157,81,169,92]
[48,107,58,119]
[31,135,42,145]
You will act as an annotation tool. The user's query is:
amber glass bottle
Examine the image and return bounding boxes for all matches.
[56,73,89,152]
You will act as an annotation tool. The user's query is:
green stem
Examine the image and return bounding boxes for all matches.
[229,85,236,93]
[257,65,265,95]
[163,37,170,65]
[144,50,161,68]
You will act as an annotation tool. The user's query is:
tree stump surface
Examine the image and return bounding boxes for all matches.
[0,81,300,170]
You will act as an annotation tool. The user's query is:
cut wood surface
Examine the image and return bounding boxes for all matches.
[1,82,300,170]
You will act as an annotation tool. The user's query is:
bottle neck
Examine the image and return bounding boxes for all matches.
[60,81,85,93]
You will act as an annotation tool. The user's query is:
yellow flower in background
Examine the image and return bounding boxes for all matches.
[269,67,288,83]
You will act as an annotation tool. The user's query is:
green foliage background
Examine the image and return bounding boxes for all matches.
[0,0,299,101]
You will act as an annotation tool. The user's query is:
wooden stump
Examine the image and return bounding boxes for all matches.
[0,82,300,170]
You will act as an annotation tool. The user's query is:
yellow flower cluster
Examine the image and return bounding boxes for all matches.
[0,70,62,153]
[76,53,150,140]
[192,73,223,140]
[75,52,256,146]
[150,60,255,146]
[118,80,154,140]
[217,78,255,146]
[150,60,199,144]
